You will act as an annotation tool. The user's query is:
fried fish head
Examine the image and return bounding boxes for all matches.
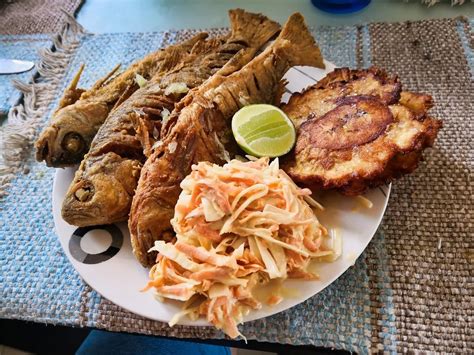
[281,68,442,195]
[61,152,142,226]
[129,105,231,267]
[129,188,177,267]
[35,100,109,167]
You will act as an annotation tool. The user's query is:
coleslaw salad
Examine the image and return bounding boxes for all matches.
[145,157,340,339]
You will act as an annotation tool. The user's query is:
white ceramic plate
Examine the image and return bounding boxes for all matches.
[52,60,391,325]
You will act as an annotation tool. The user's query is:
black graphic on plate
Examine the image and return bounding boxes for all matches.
[69,225,123,264]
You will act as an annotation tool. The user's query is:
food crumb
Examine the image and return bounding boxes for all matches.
[355,195,373,209]
[168,141,177,153]
[135,73,147,88]
[346,252,357,266]
[437,238,442,250]
[267,295,283,306]
[164,82,188,96]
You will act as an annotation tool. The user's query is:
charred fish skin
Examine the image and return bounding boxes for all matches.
[35,34,208,168]
[61,10,280,230]
[130,13,325,267]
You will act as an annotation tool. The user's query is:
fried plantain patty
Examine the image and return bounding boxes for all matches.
[281,67,442,195]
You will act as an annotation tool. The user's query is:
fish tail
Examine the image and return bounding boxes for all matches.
[228,9,280,49]
[276,13,325,69]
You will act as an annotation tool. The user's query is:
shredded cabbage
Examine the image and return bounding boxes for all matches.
[202,197,225,222]
[135,73,147,88]
[145,157,338,340]
[164,82,189,96]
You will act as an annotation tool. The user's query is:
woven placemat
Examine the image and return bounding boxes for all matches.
[368,18,473,352]
[0,0,83,34]
[0,16,472,353]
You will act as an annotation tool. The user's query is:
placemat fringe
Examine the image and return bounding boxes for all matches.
[0,13,87,197]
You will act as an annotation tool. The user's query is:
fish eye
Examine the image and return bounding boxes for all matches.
[74,182,94,202]
[62,132,86,155]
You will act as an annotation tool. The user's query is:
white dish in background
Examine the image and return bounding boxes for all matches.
[52,60,391,326]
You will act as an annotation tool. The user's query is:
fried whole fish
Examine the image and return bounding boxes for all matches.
[129,13,325,267]
[35,33,207,167]
[61,9,281,228]
[280,67,442,195]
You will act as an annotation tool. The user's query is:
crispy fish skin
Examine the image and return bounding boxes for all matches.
[61,9,281,227]
[35,34,207,167]
[129,13,325,267]
[61,39,224,227]
[281,68,442,195]
[135,9,282,157]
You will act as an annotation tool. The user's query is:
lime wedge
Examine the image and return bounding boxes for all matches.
[231,104,296,158]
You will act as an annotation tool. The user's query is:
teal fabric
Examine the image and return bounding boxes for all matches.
[0,34,50,117]
[76,330,231,355]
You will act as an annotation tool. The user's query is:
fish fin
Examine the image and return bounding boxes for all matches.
[190,37,226,56]
[112,80,139,111]
[132,111,163,158]
[89,63,122,93]
[276,13,325,69]
[158,47,191,75]
[213,10,280,77]
[179,32,209,48]
[68,63,85,90]
[56,64,86,111]
[215,47,257,77]
[157,33,211,75]
[228,9,280,49]
[274,79,289,106]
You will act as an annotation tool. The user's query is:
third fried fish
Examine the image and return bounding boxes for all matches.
[129,12,325,267]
